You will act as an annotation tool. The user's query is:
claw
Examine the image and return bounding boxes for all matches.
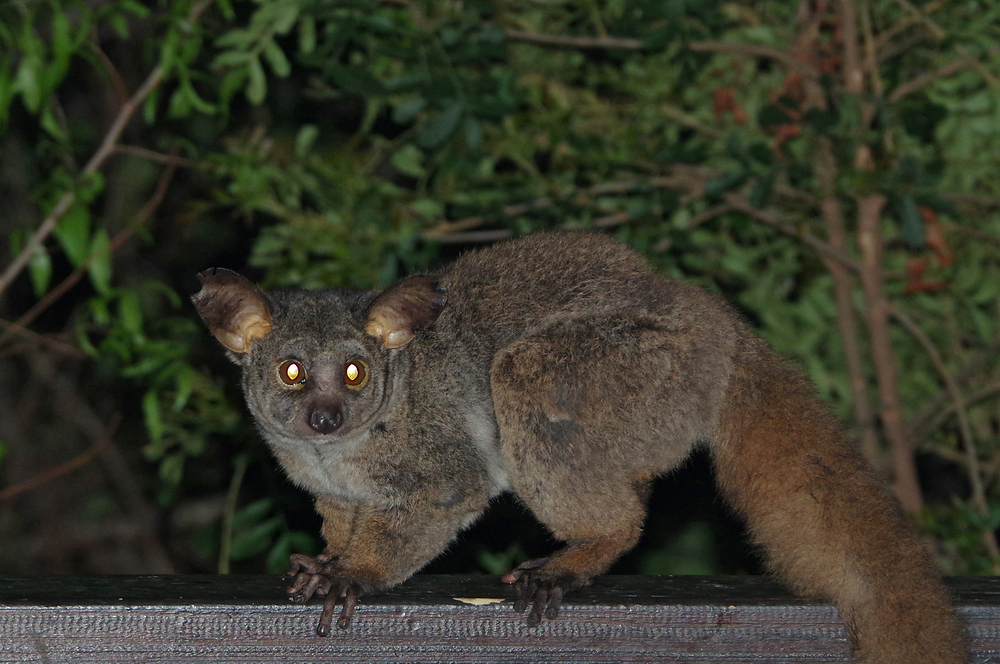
[317,594,337,636]
[285,553,366,635]
[545,585,563,620]
[527,582,549,627]
[508,564,585,627]
[337,585,359,629]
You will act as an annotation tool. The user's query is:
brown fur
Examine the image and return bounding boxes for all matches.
[194,232,966,661]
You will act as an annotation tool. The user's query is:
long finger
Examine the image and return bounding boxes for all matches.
[316,593,339,637]
[337,586,359,630]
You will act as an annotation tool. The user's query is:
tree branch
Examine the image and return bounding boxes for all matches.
[889,51,992,102]
[0,0,215,300]
[857,194,922,514]
[892,306,1000,569]
[502,29,820,77]
[0,414,121,502]
[0,160,179,351]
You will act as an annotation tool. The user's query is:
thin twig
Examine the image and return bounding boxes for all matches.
[686,203,737,229]
[892,306,1000,568]
[890,53,982,102]
[0,161,179,351]
[113,144,197,168]
[0,0,214,300]
[0,320,87,359]
[908,330,1000,443]
[944,223,1000,247]
[218,454,250,574]
[723,194,860,272]
[423,174,700,239]
[0,413,122,502]
[503,29,820,77]
[857,194,923,514]
[875,0,946,51]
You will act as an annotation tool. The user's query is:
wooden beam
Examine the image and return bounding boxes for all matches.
[1,575,998,662]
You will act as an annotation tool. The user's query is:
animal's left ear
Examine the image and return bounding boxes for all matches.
[365,275,447,349]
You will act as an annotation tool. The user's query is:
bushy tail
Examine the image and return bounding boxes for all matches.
[711,339,966,664]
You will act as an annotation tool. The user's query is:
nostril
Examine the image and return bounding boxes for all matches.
[308,406,343,434]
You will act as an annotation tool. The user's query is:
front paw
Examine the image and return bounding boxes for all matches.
[286,553,364,635]
[503,558,588,627]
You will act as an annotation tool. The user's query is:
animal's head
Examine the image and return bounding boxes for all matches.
[192,268,446,447]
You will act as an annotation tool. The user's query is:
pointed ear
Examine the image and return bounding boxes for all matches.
[191,268,273,354]
[365,275,447,349]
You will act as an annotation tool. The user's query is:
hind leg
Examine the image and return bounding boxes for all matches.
[490,318,696,624]
[499,499,648,625]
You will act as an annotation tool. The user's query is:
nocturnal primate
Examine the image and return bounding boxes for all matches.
[193,232,966,663]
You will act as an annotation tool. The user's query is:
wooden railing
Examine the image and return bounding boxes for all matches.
[2,574,998,662]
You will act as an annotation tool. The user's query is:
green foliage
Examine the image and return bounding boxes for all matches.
[225,497,319,573]
[2,0,999,577]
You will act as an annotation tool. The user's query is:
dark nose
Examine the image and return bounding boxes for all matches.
[308,405,343,434]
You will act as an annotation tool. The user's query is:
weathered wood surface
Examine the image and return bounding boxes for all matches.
[0,574,998,663]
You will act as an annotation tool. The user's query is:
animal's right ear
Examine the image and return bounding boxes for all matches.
[191,268,273,354]
[365,275,447,349]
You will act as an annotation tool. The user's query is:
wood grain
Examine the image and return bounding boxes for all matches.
[0,575,997,663]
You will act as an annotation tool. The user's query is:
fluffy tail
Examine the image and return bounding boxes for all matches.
[711,339,966,664]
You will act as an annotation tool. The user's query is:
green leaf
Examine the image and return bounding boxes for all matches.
[174,81,215,117]
[417,102,463,149]
[28,244,52,297]
[215,29,254,50]
[390,144,425,178]
[143,87,159,124]
[392,97,426,124]
[270,3,300,34]
[294,124,319,156]
[159,453,184,486]
[77,172,105,204]
[88,228,113,294]
[230,516,283,560]
[143,389,164,445]
[215,0,235,20]
[286,530,317,554]
[49,11,73,86]
[15,53,44,113]
[246,57,266,104]
[231,498,275,530]
[703,169,747,200]
[120,1,152,18]
[262,39,290,78]
[298,15,316,54]
[117,290,144,340]
[172,364,194,411]
[330,66,386,97]
[463,117,483,151]
[213,50,254,68]
[266,532,292,572]
[54,205,91,268]
[39,104,66,141]
[108,13,129,39]
[168,86,191,118]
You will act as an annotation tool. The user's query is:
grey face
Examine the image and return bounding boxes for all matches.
[192,267,447,457]
[240,289,394,450]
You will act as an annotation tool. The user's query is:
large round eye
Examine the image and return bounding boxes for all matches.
[277,359,307,389]
[343,359,369,390]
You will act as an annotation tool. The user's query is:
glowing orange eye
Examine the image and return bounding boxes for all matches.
[344,359,369,389]
[277,360,307,389]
